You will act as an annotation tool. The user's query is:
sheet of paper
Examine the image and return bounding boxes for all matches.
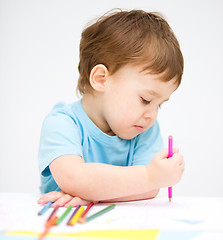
[0,193,223,234]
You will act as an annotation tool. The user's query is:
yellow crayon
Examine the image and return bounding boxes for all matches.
[69,206,85,226]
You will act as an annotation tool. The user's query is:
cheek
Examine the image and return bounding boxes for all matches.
[104,86,140,126]
[109,102,139,126]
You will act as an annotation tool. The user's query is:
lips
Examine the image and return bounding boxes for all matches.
[134,125,144,132]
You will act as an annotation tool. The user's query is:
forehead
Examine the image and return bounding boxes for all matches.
[142,77,178,99]
[135,66,179,96]
[110,63,178,96]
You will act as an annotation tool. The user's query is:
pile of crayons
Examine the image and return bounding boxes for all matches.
[37,202,115,240]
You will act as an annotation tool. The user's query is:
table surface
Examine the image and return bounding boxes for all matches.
[0,192,223,240]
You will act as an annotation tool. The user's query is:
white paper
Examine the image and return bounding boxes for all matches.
[0,193,223,233]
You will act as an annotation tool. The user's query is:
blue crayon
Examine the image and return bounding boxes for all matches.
[38,201,53,216]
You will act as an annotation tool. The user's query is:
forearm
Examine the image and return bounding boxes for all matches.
[49,155,155,202]
[100,189,160,203]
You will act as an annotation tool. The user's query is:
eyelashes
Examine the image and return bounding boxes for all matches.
[140,97,162,109]
[140,97,151,104]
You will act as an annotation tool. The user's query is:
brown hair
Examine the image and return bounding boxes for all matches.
[77,9,184,95]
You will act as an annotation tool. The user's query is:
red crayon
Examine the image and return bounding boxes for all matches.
[46,205,59,222]
[81,202,94,218]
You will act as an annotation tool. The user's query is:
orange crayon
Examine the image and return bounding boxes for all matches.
[39,215,58,240]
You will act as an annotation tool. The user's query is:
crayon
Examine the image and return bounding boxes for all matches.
[67,205,81,225]
[168,136,173,202]
[39,215,58,240]
[46,205,59,223]
[69,206,85,226]
[55,205,72,225]
[82,202,94,218]
[80,204,115,223]
[38,202,53,216]
[78,202,94,222]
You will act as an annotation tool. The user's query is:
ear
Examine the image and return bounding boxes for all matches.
[89,64,108,92]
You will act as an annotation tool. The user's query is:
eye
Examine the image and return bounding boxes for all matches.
[141,97,151,105]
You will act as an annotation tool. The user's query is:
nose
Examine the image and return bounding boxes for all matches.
[143,108,158,119]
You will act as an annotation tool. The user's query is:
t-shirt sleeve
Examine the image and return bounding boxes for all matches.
[131,121,164,166]
[38,110,83,177]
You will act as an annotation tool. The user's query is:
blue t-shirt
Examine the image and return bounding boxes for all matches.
[38,100,164,193]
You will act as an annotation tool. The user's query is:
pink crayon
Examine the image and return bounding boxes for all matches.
[168,136,173,202]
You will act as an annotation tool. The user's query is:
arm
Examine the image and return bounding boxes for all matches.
[49,148,184,202]
[101,189,160,203]
[38,189,159,207]
[49,155,152,202]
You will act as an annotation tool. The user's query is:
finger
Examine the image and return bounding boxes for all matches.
[172,147,179,154]
[52,194,73,207]
[180,161,185,172]
[179,159,184,166]
[172,152,183,161]
[64,197,90,208]
[154,148,169,159]
[37,191,64,205]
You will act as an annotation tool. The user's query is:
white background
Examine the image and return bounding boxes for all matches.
[0,0,222,197]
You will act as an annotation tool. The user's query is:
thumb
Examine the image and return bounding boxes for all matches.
[154,147,179,160]
[154,148,169,159]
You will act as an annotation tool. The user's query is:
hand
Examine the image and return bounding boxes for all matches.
[146,148,184,188]
[37,191,98,208]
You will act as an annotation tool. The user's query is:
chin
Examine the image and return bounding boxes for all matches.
[117,132,139,140]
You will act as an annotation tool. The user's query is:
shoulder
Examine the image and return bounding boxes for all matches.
[43,101,82,127]
[47,101,80,118]
[40,100,86,142]
[39,101,85,174]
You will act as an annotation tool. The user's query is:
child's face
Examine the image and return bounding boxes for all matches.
[101,64,178,139]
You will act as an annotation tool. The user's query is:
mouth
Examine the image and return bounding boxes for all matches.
[134,125,144,132]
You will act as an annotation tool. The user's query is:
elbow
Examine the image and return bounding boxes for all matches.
[52,169,95,200]
[57,176,76,196]
[49,155,88,198]
[149,188,160,199]
[53,166,85,197]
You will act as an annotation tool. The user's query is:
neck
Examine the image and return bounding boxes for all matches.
[81,94,114,136]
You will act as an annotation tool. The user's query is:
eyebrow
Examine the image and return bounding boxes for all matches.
[144,90,161,98]
[144,90,170,103]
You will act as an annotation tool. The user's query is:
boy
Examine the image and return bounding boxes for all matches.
[38,9,184,207]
